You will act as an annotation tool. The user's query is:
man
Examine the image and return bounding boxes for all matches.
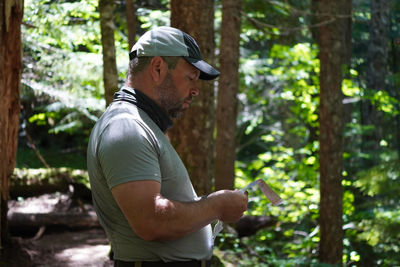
[87,26,248,267]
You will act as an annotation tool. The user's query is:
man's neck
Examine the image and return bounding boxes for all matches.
[126,75,161,108]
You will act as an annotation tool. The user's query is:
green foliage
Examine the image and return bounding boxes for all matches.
[237,43,319,164]
[25,0,100,52]
[269,43,319,129]
[21,0,172,145]
[231,41,322,266]
[355,160,400,198]
[17,146,87,170]
[241,0,311,43]
[340,160,400,266]
[234,21,400,264]
[369,90,399,115]
[138,8,170,30]
[22,0,108,143]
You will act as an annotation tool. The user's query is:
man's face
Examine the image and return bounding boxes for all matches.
[157,58,200,118]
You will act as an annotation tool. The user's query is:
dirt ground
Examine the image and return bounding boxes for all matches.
[2,228,113,267]
[2,193,114,267]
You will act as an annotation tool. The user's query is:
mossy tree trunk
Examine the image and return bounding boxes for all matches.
[0,0,24,247]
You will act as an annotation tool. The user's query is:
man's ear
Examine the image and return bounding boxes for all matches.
[149,56,168,85]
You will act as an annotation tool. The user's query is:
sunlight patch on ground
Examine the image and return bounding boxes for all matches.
[55,244,110,266]
[8,193,69,213]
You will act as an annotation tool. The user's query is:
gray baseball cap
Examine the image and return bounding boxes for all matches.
[129,26,220,80]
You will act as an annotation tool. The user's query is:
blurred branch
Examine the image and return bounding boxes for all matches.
[22,21,36,28]
[241,11,335,36]
[25,131,51,169]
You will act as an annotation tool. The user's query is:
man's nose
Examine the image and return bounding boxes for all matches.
[191,86,199,97]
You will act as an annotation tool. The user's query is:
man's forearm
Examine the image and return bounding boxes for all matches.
[112,180,247,242]
[141,194,218,241]
[143,190,248,241]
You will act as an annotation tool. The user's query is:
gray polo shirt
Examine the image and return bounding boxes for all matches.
[87,101,213,262]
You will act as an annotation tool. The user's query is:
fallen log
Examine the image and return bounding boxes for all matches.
[234,215,277,237]
[8,211,100,229]
[10,168,90,199]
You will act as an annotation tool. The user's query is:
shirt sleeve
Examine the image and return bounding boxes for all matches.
[97,116,162,189]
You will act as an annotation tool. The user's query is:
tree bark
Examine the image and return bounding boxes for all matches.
[99,0,119,107]
[317,0,347,264]
[169,0,216,196]
[215,0,242,190]
[125,0,136,49]
[0,0,24,247]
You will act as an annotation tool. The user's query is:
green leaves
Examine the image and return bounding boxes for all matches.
[24,0,101,52]
[370,90,399,115]
[22,0,109,139]
[138,8,170,29]
[355,160,400,198]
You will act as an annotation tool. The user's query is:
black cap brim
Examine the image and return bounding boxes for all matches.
[184,57,220,80]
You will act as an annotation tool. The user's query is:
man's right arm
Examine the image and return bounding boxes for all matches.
[99,118,247,241]
[111,180,248,242]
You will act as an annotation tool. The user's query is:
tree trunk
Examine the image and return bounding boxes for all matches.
[215,0,242,190]
[126,0,136,49]
[361,0,391,160]
[317,0,347,264]
[99,0,119,107]
[169,0,216,196]
[0,0,24,247]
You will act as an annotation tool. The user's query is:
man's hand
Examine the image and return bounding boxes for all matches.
[207,190,248,222]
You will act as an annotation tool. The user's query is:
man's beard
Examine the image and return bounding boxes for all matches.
[157,72,192,118]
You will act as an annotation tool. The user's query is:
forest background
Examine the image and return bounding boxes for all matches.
[1,0,400,266]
